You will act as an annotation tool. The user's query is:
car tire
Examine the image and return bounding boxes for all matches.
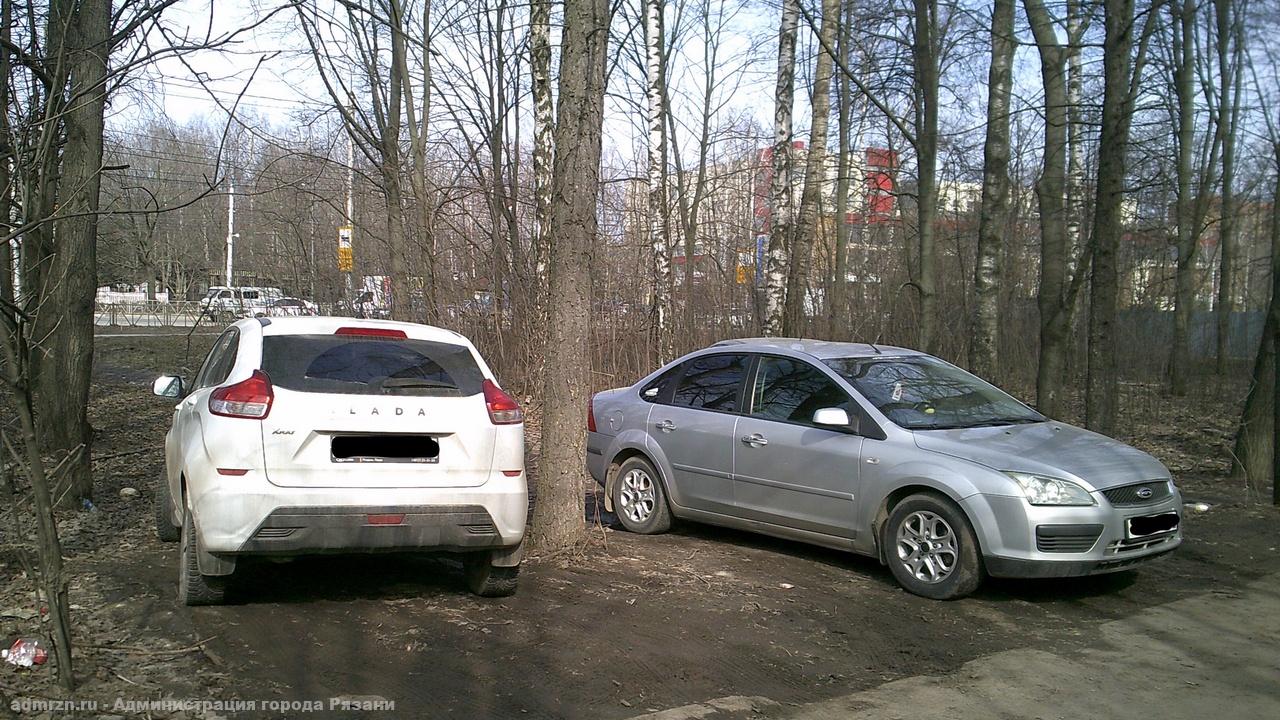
[611,456,672,535]
[155,474,180,543]
[464,554,519,598]
[883,493,983,600]
[178,510,227,606]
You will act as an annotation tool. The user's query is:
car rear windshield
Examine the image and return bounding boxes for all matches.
[262,334,484,396]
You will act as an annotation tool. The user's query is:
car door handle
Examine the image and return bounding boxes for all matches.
[655,420,676,433]
[740,433,768,447]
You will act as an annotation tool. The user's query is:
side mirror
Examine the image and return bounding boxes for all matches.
[642,387,660,399]
[153,375,185,399]
[812,407,851,429]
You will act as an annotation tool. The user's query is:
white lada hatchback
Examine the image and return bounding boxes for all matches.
[152,317,527,605]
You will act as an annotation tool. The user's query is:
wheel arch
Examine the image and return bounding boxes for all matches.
[603,448,668,514]
[870,483,983,565]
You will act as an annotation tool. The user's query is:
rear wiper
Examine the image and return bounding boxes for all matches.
[380,378,457,391]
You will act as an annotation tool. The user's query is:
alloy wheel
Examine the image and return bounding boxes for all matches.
[618,468,656,524]
[896,510,958,584]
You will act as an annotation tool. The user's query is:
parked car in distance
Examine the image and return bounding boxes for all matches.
[587,338,1182,600]
[264,297,319,317]
[152,317,527,604]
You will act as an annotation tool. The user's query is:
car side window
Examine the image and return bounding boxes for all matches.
[751,356,855,428]
[671,354,749,413]
[193,330,240,390]
[640,366,681,403]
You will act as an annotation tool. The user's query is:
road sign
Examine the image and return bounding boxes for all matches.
[338,226,353,271]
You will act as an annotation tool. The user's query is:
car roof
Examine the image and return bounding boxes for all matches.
[709,337,921,360]
[248,316,470,344]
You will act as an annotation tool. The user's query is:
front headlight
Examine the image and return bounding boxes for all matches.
[1004,472,1096,506]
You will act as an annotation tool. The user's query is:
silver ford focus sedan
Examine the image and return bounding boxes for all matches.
[586,339,1182,599]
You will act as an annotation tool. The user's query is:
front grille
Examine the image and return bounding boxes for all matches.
[1036,524,1103,553]
[1102,481,1172,507]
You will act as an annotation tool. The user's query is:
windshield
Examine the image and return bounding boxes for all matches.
[823,355,1043,430]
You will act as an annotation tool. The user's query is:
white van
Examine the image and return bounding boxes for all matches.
[202,286,285,319]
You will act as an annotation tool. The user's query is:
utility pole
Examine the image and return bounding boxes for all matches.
[225,176,236,287]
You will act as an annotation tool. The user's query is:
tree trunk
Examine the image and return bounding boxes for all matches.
[531,0,609,552]
[784,0,839,337]
[31,0,110,505]
[827,0,854,338]
[1168,0,1199,395]
[912,0,940,353]
[383,0,409,320]
[1025,0,1072,419]
[1213,0,1241,374]
[531,0,554,287]
[1231,157,1280,501]
[762,0,799,337]
[1086,0,1141,436]
[970,0,1014,379]
[646,0,672,363]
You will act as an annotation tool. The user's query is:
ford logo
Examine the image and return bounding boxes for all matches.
[1136,487,1154,499]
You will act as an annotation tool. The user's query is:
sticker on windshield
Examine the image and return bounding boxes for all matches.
[891,382,904,402]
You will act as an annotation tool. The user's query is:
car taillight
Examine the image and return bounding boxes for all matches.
[209,370,274,419]
[587,395,597,432]
[335,326,407,339]
[483,379,523,425]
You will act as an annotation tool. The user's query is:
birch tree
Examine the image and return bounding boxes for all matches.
[647,0,673,361]
[1024,0,1091,419]
[784,0,840,337]
[531,0,555,296]
[761,0,799,336]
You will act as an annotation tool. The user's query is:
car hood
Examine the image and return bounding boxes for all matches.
[912,421,1169,490]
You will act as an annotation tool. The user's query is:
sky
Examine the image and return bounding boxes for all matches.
[113,0,804,172]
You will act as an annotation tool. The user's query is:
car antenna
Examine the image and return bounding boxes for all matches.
[866,339,883,355]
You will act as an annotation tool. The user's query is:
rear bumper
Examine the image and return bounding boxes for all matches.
[237,505,507,555]
[188,469,527,555]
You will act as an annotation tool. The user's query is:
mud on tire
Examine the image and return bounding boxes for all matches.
[155,474,180,543]
[178,511,227,606]
[465,554,520,598]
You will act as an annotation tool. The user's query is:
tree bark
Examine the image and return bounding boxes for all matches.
[531,0,609,552]
[1169,0,1201,395]
[827,0,855,337]
[1213,0,1242,374]
[31,0,110,505]
[1086,0,1144,436]
[1231,155,1280,501]
[646,0,673,362]
[762,0,799,337]
[970,0,1014,379]
[911,0,940,353]
[784,0,839,337]
[1025,0,1076,419]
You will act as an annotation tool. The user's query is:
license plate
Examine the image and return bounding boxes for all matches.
[1126,512,1178,539]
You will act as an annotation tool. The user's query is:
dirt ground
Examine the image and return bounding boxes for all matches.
[2,329,1279,719]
